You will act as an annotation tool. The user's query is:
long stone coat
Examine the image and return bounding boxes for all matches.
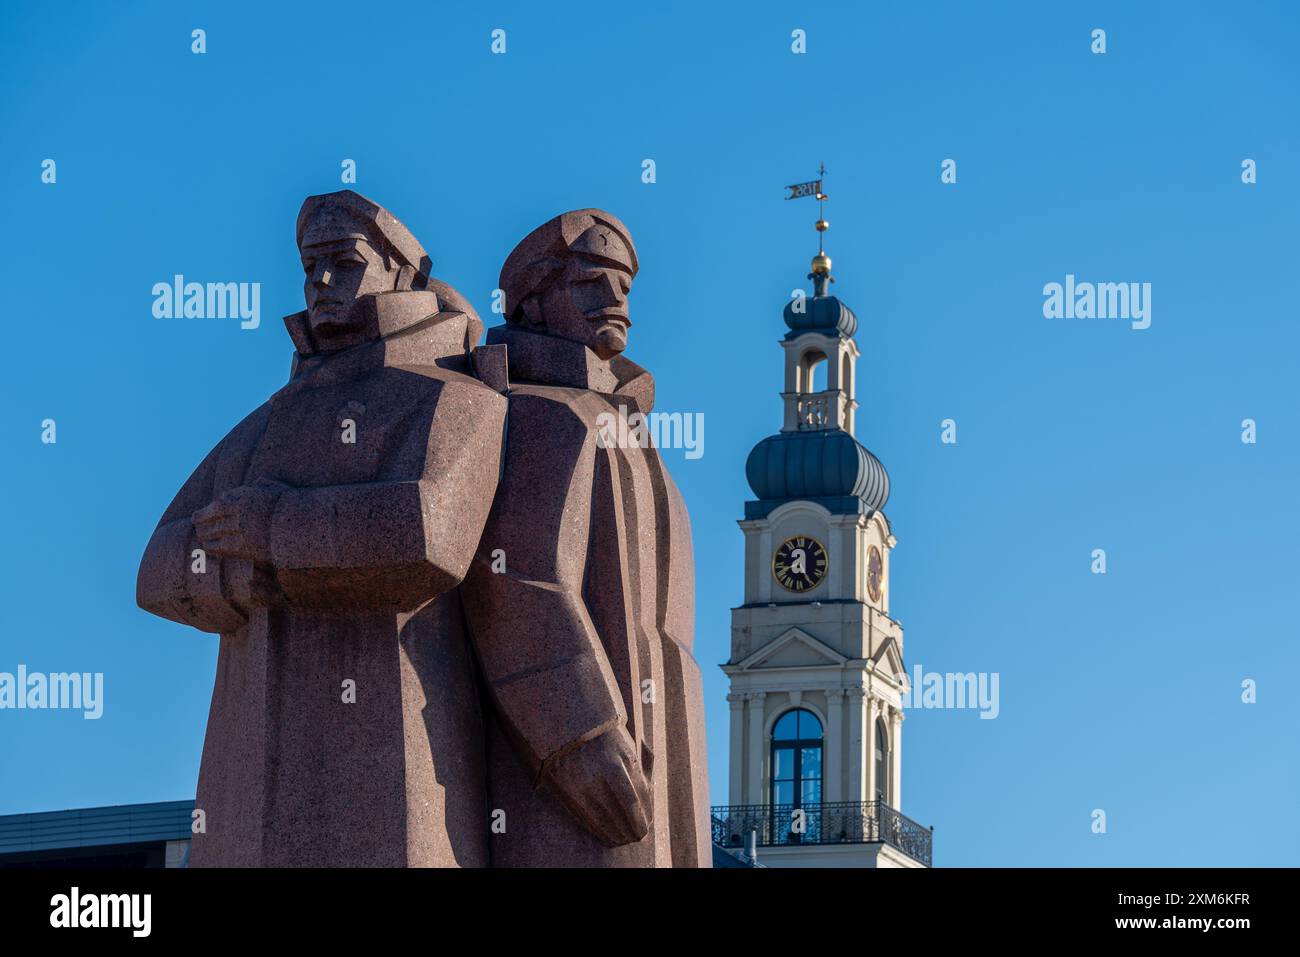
[137,291,505,867]
[460,325,712,867]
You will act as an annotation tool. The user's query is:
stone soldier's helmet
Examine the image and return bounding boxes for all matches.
[499,209,638,324]
[293,189,481,341]
[296,189,433,286]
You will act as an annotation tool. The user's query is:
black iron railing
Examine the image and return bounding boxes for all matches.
[709,801,932,867]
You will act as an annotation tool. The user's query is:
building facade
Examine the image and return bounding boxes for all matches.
[713,214,931,867]
[0,801,192,867]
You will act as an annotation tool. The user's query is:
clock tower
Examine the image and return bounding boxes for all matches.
[715,183,931,867]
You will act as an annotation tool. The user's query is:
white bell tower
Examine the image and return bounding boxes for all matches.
[716,177,930,867]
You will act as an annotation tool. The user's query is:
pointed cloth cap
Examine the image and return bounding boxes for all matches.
[296,189,433,284]
[499,209,637,322]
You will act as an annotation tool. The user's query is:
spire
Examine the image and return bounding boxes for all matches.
[786,163,833,296]
[781,164,857,339]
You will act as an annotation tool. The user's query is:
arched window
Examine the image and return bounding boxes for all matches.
[798,350,827,394]
[875,719,889,804]
[770,708,823,810]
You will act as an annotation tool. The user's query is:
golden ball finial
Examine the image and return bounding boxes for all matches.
[811,252,832,274]
[815,218,829,232]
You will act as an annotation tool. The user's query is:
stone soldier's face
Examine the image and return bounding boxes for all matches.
[300,238,400,350]
[538,255,633,360]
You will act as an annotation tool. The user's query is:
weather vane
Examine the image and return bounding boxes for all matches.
[785,163,833,280]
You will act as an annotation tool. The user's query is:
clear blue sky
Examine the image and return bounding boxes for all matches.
[1,1,1297,866]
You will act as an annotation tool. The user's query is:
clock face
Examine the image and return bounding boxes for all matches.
[773,536,828,593]
[866,545,883,602]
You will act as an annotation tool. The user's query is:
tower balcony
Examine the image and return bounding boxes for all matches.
[797,392,835,430]
[782,389,857,433]
[710,800,932,867]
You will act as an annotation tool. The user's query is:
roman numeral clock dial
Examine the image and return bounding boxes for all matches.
[772,536,828,593]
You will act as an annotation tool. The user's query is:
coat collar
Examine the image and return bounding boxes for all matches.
[485,324,655,413]
[282,291,476,388]
[283,290,447,358]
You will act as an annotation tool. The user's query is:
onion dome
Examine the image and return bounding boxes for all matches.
[746,429,889,512]
[782,292,858,337]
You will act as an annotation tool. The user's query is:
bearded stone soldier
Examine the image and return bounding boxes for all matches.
[460,209,711,867]
[137,190,504,866]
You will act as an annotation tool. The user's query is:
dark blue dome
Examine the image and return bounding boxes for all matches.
[746,429,889,511]
[783,294,857,337]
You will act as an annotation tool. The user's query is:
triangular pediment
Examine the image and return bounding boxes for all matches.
[869,635,906,685]
[734,627,848,671]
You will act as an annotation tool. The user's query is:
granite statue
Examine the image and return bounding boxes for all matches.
[461,209,711,866]
[137,190,505,866]
[137,194,710,867]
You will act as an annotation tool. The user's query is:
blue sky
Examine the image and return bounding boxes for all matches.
[1,1,1297,866]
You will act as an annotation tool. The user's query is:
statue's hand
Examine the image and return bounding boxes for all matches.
[192,481,285,563]
[223,558,281,612]
[543,726,651,847]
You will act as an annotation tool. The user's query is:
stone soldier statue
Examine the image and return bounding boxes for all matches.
[460,209,711,866]
[137,190,505,867]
